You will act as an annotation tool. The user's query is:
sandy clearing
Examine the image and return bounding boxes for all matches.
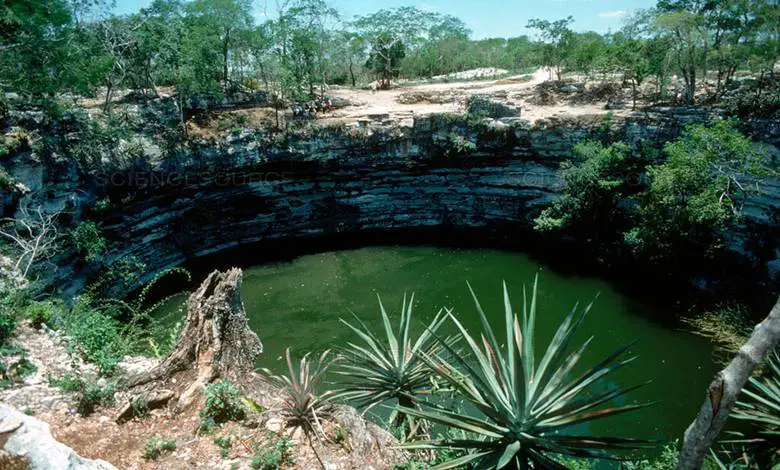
[324,68,633,127]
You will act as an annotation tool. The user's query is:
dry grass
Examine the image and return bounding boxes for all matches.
[683,304,753,365]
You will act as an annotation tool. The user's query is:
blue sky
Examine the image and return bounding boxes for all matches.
[113,0,657,38]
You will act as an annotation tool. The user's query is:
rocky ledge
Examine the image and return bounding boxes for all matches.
[1,107,779,305]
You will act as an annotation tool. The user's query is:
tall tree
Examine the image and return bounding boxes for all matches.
[0,0,73,95]
[526,16,574,80]
[185,0,253,85]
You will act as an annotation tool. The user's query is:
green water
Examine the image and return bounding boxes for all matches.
[154,246,716,444]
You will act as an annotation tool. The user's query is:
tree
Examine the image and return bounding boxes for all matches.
[678,296,780,469]
[527,16,574,80]
[352,7,465,87]
[626,120,771,264]
[567,31,609,76]
[0,0,74,95]
[654,9,706,104]
[185,0,253,86]
[129,0,186,97]
[364,34,405,88]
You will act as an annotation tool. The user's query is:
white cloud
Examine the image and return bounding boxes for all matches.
[599,10,629,19]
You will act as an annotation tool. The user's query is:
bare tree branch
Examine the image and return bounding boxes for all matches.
[0,205,61,278]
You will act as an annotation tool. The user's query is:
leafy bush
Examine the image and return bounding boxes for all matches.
[443,133,476,157]
[131,396,150,419]
[71,221,107,264]
[336,296,447,422]
[77,380,116,417]
[142,436,177,460]
[49,372,84,392]
[24,300,63,329]
[0,354,37,387]
[262,348,335,436]
[627,120,771,261]
[0,313,16,347]
[200,381,246,428]
[0,168,14,189]
[535,141,635,236]
[402,277,652,467]
[64,297,123,375]
[250,435,294,470]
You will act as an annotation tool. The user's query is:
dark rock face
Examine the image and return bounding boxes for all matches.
[3,108,779,304]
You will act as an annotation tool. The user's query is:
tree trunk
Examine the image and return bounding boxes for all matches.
[632,79,638,110]
[223,29,231,85]
[677,296,780,470]
[125,269,263,411]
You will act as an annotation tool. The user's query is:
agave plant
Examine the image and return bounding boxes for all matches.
[401,277,653,469]
[262,348,337,436]
[335,294,449,418]
[726,351,780,467]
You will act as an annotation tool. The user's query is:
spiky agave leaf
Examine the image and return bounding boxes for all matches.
[727,351,780,455]
[262,348,337,436]
[401,276,654,469]
[334,294,451,412]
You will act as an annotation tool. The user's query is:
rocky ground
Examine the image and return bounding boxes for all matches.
[320,67,639,128]
[0,274,404,469]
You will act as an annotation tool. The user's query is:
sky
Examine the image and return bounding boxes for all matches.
[113,0,658,39]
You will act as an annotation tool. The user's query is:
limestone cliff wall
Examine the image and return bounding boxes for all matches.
[1,108,778,303]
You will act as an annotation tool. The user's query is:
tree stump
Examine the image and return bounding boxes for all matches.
[124,268,262,412]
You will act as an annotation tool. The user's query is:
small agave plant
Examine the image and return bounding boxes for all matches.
[402,276,653,469]
[335,294,449,423]
[262,348,337,437]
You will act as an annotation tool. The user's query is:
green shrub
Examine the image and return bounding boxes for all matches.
[0,313,16,347]
[64,297,123,375]
[250,435,294,469]
[0,354,37,387]
[200,381,245,427]
[142,436,177,460]
[77,380,116,417]
[131,396,150,419]
[628,120,772,261]
[0,168,14,189]
[534,140,636,238]
[71,221,107,264]
[24,300,63,329]
[214,435,232,458]
[49,373,84,392]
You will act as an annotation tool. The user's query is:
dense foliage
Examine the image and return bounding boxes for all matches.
[0,0,776,109]
[536,120,774,272]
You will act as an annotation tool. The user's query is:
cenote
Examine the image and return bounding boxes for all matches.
[153,245,717,445]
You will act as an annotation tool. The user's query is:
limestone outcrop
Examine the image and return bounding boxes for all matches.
[0,404,116,470]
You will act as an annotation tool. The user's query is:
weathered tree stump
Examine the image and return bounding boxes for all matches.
[124,268,262,412]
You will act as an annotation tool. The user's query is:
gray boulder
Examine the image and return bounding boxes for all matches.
[0,404,116,470]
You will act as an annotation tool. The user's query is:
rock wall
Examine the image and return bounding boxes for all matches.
[2,108,779,303]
